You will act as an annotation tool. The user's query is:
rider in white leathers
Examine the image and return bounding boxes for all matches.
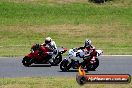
[41,37,57,63]
[41,37,57,51]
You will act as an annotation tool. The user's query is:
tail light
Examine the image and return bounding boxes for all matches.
[63,48,67,53]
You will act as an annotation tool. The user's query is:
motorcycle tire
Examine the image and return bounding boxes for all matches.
[86,58,99,71]
[60,60,71,72]
[53,54,62,65]
[22,56,33,67]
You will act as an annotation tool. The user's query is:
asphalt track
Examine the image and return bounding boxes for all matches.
[0,56,132,78]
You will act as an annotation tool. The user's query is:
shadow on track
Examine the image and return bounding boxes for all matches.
[30,64,51,67]
[58,69,96,72]
[58,70,78,72]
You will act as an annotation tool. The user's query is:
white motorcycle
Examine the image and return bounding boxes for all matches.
[60,48,103,71]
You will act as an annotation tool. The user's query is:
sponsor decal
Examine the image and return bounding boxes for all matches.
[76,67,131,85]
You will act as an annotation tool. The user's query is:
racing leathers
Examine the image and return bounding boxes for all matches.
[41,40,57,56]
[41,41,57,63]
[78,45,97,64]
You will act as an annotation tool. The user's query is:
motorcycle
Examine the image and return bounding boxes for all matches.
[60,48,103,71]
[22,44,67,67]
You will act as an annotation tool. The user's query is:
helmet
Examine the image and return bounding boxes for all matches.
[85,39,92,47]
[45,37,52,44]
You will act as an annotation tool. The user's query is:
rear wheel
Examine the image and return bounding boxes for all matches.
[22,57,33,67]
[53,54,62,65]
[60,60,71,71]
[86,58,99,71]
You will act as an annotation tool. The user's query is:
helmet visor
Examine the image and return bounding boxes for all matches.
[45,40,51,44]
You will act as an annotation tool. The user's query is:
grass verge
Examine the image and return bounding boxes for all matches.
[0,24,132,56]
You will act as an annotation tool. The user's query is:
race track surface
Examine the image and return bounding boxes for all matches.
[0,56,132,78]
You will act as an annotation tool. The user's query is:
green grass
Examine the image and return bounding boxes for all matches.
[0,1,131,25]
[0,77,131,88]
[0,0,132,56]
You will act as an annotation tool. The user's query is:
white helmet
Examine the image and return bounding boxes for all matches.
[85,39,92,47]
[45,37,52,44]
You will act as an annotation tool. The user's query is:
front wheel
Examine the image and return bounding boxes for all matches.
[60,60,71,71]
[86,58,99,71]
[22,56,33,67]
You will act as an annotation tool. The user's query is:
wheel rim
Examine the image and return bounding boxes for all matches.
[54,55,62,64]
[24,60,30,65]
[22,57,32,66]
[60,61,70,71]
[86,58,99,70]
[61,62,67,70]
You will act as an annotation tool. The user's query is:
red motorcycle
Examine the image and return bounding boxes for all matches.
[22,44,67,67]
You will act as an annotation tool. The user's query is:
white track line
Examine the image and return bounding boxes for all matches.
[102,55,132,56]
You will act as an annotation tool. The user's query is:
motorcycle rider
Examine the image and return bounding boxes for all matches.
[78,39,97,64]
[41,37,57,63]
